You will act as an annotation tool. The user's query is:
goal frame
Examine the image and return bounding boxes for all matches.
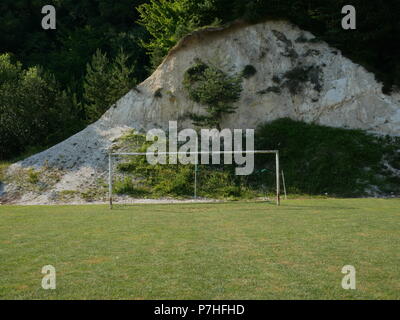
[108,150,280,209]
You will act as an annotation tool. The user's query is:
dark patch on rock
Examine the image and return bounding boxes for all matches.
[257,86,281,95]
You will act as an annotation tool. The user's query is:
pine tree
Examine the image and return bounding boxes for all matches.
[110,49,135,100]
[83,49,136,122]
[83,49,112,121]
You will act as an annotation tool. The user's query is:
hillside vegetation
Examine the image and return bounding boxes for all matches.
[112,119,400,199]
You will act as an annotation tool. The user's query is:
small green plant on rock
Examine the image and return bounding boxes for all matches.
[183,59,243,129]
[27,169,40,184]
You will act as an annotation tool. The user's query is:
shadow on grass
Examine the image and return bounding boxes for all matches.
[110,200,278,210]
[279,205,357,210]
[109,200,357,212]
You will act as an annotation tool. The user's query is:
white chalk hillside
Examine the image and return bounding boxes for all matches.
[3,20,400,204]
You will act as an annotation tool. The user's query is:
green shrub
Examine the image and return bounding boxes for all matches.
[114,178,150,197]
[117,161,261,200]
[27,169,40,185]
[183,60,242,128]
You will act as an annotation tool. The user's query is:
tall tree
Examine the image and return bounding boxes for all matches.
[83,49,136,122]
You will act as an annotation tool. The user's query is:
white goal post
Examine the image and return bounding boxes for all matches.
[108,150,280,209]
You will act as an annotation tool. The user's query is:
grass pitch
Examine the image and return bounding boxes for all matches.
[0,199,399,300]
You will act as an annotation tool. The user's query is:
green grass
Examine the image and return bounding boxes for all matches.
[0,199,399,300]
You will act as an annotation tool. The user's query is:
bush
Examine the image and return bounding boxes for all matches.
[27,169,40,185]
[114,178,150,197]
[183,60,242,128]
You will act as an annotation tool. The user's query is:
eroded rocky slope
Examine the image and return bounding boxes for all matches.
[2,20,400,204]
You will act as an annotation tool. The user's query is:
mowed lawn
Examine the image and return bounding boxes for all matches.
[0,199,399,300]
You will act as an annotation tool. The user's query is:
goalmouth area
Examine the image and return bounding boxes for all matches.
[108,150,281,209]
[1,198,399,300]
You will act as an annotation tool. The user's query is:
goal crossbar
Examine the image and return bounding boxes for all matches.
[108,150,280,209]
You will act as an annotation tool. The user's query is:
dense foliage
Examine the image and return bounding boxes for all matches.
[254,119,400,197]
[0,54,79,159]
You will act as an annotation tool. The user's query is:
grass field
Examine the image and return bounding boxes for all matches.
[0,199,399,300]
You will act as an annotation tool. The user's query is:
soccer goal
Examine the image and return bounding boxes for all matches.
[108,150,281,209]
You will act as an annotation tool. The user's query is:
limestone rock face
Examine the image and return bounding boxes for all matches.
[3,20,400,204]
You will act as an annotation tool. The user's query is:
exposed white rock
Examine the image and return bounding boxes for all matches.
[2,20,400,204]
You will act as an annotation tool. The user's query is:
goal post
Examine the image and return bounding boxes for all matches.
[108,150,280,209]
